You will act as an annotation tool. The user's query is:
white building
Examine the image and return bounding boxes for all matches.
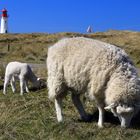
[1,8,8,33]
[87,25,93,33]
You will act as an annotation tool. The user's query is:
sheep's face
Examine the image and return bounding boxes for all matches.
[105,103,137,128]
[115,105,135,128]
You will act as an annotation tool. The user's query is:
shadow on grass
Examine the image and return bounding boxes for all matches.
[29,85,47,92]
[77,110,140,128]
[77,110,120,125]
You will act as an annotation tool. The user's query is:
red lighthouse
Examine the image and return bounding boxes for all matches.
[1,8,8,33]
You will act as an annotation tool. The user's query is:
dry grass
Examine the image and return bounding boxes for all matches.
[0,30,140,66]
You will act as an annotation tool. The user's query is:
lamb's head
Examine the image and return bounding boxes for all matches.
[32,78,41,88]
[104,103,138,128]
[33,78,46,89]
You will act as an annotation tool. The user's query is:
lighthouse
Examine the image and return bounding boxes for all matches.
[0,8,8,33]
[87,25,93,33]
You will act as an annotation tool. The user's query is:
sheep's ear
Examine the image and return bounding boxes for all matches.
[125,107,134,113]
[104,103,116,110]
[117,106,134,114]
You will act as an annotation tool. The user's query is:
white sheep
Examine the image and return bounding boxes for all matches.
[47,37,140,128]
[3,61,41,95]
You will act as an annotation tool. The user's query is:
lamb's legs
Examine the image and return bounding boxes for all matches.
[10,76,16,93]
[3,75,12,95]
[24,81,29,93]
[71,93,89,121]
[97,105,104,128]
[55,97,63,122]
[19,76,25,95]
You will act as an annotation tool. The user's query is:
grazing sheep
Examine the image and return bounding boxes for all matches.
[47,37,140,128]
[3,61,41,95]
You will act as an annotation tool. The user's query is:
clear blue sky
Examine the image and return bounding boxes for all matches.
[1,0,140,33]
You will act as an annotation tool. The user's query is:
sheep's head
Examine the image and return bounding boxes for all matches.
[104,103,139,128]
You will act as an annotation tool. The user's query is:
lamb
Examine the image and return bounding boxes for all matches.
[3,61,41,95]
[47,37,140,128]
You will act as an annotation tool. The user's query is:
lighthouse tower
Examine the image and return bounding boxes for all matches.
[0,8,8,33]
[87,25,93,33]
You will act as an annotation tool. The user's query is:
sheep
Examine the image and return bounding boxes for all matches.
[3,61,41,95]
[47,37,140,128]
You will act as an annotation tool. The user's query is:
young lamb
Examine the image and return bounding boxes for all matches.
[47,37,140,128]
[3,61,41,95]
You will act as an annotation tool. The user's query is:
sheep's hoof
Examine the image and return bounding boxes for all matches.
[57,117,63,123]
[98,124,104,128]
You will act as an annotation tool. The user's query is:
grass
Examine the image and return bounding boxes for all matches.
[0,30,140,66]
[1,87,140,140]
[0,30,140,139]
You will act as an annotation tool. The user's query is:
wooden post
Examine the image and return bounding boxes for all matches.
[7,43,10,51]
[7,39,10,52]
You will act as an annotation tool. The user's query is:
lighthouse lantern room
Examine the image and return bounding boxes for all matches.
[1,8,8,33]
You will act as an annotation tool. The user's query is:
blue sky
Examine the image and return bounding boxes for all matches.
[1,0,140,33]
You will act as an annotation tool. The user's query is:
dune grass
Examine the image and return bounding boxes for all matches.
[0,30,140,66]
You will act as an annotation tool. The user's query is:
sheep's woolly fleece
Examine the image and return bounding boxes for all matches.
[47,37,140,106]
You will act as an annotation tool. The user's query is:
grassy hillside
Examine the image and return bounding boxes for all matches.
[0,30,140,66]
[0,30,140,140]
[1,88,140,140]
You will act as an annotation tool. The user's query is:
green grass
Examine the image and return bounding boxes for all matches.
[0,87,140,140]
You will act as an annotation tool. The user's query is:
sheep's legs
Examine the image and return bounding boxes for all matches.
[97,105,104,128]
[55,97,63,122]
[71,94,89,121]
[10,76,16,93]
